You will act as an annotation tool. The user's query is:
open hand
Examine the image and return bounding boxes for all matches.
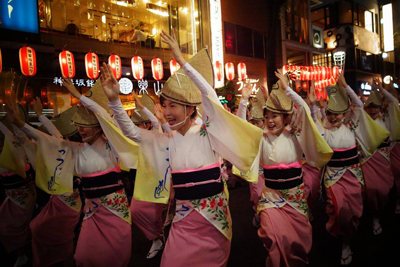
[161,29,186,66]
[337,73,348,88]
[241,82,252,100]
[132,90,144,110]
[32,96,43,116]
[308,81,317,105]
[100,62,120,102]
[154,104,167,124]
[275,69,288,90]
[259,85,269,100]
[63,78,82,99]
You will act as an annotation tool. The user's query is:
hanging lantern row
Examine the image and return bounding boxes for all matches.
[314,77,338,90]
[170,59,181,76]
[109,54,122,80]
[19,46,37,77]
[283,65,340,81]
[315,87,328,100]
[224,62,247,81]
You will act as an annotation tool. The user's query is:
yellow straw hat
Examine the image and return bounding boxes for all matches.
[327,83,350,114]
[71,79,112,127]
[249,88,265,120]
[365,90,383,107]
[131,94,156,124]
[48,106,79,137]
[264,75,293,114]
[161,48,214,106]
[140,93,156,114]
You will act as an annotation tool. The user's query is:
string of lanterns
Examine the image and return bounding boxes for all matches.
[282,65,340,90]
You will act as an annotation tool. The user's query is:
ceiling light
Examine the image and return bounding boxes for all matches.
[146,3,169,17]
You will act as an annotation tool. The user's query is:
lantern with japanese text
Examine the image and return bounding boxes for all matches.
[151,57,164,81]
[214,61,223,81]
[59,50,76,78]
[225,62,235,81]
[170,59,180,76]
[85,52,99,79]
[108,54,122,80]
[237,62,247,81]
[131,56,144,80]
[19,46,37,77]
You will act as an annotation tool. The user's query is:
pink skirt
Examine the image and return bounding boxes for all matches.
[325,170,362,237]
[0,198,35,253]
[302,163,322,210]
[74,205,132,267]
[249,175,264,208]
[257,205,312,267]
[391,143,400,199]
[30,196,81,267]
[161,210,230,267]
[362,152,394,213]
[130,197,165,240]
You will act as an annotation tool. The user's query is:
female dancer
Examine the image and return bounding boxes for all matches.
[238,70,332,266]
[310,75,389,265]
[7,81,132,267]
[98,29,262,267]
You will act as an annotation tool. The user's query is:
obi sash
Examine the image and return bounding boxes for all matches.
[327,145,359,167]
[1,164,34,189]
[263,162,303,190]
[81,167,123,199]
[171,163,223,200]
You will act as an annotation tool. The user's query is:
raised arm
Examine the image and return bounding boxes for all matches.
[338,74,363,108]
[98,63,143,142]
[33,96,62,139]
[237,83,252,121]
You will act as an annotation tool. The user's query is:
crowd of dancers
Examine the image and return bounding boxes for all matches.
[0,30,399,267]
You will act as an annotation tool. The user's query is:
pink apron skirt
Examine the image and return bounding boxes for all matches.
[74,205,132,267]
[325,170,362,237]
[302,163,322,210]
[257,204,312,267]
[130,197,165,240]
[160,210,230,267]
[362,152,394,213]
[30,195,81,267]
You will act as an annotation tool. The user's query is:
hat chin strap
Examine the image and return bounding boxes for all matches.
[269,125,283,134]
[82,129,102,143]
[170,106,191,130]
[330,119,344,128]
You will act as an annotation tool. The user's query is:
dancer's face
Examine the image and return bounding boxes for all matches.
[326,111,345,127]
[364,104,381,120]
[250,119,264,129]
[264,111,287,135]
[77,126,102,144]
[162,99,194,131]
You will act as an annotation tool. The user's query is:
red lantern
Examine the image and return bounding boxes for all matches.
[170,59,181,76]
[0,49,2,74]
[131,56,144,80]
[151,58,164,81]
[225,62,235,81]
[283,65,289,74]
[19,46,37,77]
[237,62,247,81]
[109,54,122,80]
[214,61,223,81]
[331,66,340,79]
[59,50,76,78]
[85,52,99,79]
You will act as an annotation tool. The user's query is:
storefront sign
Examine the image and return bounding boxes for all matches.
[360,82,372,95]
[210,0,224,88]
[53,77,95,88]
[237,78,260,95]
[0,0,39,33]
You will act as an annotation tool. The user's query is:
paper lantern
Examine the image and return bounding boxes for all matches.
[331,66,340,79]
[283,65,289,74]
[169,59,180,76]
[131,56,144,80]
[59,50,76,78]
[85,52,99,79]
[225,62,235,81]
[237,62,247,81]
[151,57,164,81]
[109,54,122,80]
[214,61,223,81]
[19,46,37,77]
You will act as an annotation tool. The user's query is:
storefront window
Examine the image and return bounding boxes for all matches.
[38,0,202,55]
[284,0,309,44]
[313,52,332,67]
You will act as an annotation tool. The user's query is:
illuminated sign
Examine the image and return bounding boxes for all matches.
[0,0,39,34]
[210,0,224,88]
[53,77,95,88]
[312,25,323,49]
[361,82,372,95]
[383,4,394,52]
[237,78,260,95]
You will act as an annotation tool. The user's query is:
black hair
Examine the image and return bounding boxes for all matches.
[160,95,197,120]
[263,109,289,119]
[231,106,238,113]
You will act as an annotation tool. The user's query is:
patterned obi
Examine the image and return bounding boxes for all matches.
[1,164,34,189]
[263,161,303,190]
[81,166,124,199]
[171,163,223,200]
[327,145,359,167]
